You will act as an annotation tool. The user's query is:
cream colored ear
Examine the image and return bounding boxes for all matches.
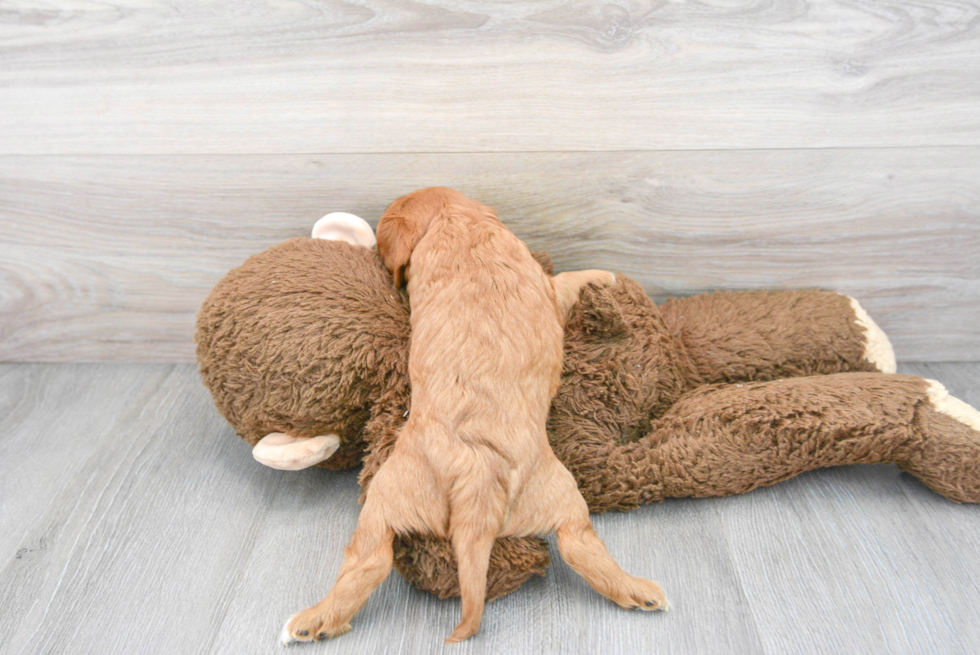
[311,212,377,248]
[252,432,341,470]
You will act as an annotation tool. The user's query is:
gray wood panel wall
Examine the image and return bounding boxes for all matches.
[1,1,978,362]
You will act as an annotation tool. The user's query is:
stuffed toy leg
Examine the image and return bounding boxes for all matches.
[553,372,980,508]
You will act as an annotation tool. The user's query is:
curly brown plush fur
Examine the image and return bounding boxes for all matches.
[197,236,980,601]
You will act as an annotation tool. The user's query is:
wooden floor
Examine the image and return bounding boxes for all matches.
[1,361,978,654]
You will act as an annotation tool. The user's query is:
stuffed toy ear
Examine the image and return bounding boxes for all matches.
[252,433,341,470]
[311,212,377,248]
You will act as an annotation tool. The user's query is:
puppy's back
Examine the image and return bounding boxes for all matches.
[405,203,563,432]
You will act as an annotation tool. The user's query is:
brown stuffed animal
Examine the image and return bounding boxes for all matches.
[196,214,980,601]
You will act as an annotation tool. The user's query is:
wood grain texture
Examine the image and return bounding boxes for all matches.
[0,364,173,566]
[0,362,978,654]
[1,0,979,154]
[2,149,978,362]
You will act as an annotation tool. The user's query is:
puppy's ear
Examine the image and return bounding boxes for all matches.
[376,213,424,287]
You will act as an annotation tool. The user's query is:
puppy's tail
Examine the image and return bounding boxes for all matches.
[445,478,507,643]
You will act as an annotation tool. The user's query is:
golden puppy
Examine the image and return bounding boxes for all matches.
[282,188,668,645]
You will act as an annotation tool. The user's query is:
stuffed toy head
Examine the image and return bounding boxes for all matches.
[197,213,557,475]
[196,216,408,472]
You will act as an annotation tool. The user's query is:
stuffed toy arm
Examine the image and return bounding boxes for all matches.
[387,275,980,601]
[658,289,897,386]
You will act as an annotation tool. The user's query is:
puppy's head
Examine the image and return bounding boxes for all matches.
[377,187,490,287]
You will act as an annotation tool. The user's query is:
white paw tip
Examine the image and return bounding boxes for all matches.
[926,380,980,433]
[312,212,377,248]
[845,295,897,374]
[281,614,299,646]
[253,433,342,471]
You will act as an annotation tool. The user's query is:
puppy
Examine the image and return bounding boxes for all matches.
[282,188,667,645]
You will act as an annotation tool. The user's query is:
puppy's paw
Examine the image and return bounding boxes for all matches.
[589,269,617,289]
[613,577,669,612]
[281,608,352,646]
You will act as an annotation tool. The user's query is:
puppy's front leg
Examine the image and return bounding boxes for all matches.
[282,494,394,644]
[551,269,617,325]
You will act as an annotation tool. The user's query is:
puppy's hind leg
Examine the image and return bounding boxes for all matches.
[282,477,395,644]
[515,457,668,612]
[557,518,668,611]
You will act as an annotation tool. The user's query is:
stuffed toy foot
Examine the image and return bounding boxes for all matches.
[910,379,980,502]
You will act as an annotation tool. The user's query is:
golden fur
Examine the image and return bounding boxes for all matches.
[282,188,667,644]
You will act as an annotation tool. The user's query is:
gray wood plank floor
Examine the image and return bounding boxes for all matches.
[1,362,977,654]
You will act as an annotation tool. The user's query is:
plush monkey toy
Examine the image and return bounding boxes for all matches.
[196,213,980,600]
